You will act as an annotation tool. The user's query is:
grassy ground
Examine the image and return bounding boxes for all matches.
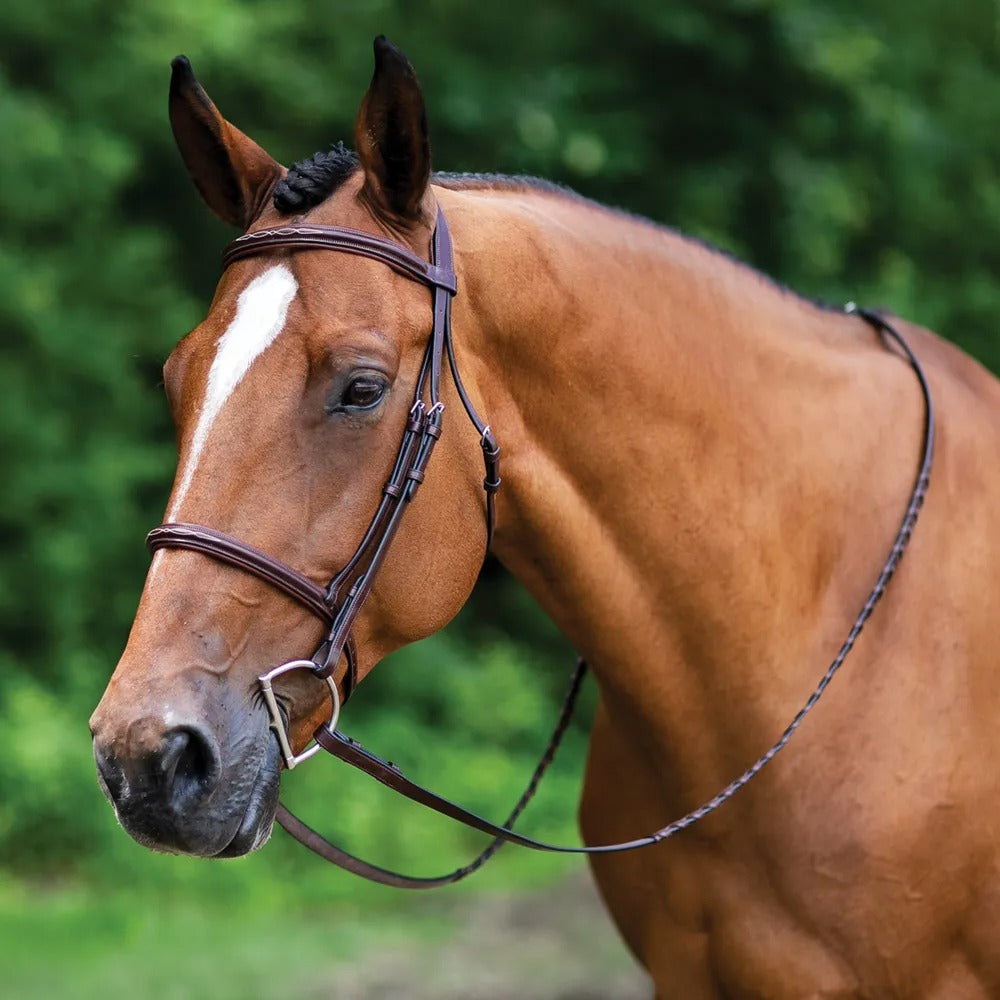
[0,873,649,999]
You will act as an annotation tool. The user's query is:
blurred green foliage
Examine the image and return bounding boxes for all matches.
[1,0,997,895]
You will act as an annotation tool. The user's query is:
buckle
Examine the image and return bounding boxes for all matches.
[258,659,341,770]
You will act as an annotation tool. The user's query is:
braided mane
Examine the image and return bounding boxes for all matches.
[273,142,360,214]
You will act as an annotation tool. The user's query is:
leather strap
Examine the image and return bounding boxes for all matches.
[222,224,458,293]
[277,657,589,887]
[446,321,502,548]
[148,523,333,624]
[147,521,361,700]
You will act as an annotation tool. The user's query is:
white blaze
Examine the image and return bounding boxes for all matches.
[167,264,298,521]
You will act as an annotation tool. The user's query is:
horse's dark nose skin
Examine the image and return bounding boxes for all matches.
[92,722,223,847]
[93,739,125,803]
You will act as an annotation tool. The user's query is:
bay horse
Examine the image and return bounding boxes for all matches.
[90,38,1000,997]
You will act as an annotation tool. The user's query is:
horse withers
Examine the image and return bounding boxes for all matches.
[90,38,1000,997]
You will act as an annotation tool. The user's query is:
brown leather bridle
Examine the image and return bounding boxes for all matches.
[149,208,499,708]
[146,206,935,889]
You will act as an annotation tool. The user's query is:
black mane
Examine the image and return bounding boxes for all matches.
[273,142,360,214]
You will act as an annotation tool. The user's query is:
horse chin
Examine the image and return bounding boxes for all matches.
[214,732,282,858]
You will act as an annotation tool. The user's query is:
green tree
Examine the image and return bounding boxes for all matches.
[0,0,996,878]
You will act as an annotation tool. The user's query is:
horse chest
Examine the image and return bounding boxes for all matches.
[580,701,998,998]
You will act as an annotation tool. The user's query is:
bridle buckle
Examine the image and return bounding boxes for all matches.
[259,659,341,770]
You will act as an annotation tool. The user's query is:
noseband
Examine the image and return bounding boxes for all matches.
[145,206,935,890]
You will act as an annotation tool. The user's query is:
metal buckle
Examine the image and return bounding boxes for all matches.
[258,659,341,770]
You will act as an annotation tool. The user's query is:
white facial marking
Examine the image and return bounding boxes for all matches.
[167,265,298,520]
[147,549,165,587]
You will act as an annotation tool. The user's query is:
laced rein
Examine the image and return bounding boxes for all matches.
[145,207,935,889]
[277,302,935,888]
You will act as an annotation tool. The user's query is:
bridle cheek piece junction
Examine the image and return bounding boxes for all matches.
[145,207,935,889]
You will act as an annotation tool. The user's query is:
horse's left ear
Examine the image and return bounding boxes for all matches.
[169,55,283,228]
[354,37,431,221]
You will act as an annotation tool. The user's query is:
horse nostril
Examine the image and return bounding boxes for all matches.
[160,726,222,810]
[93,742,125,803]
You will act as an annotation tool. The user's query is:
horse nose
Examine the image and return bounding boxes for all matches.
[157,726,223,809]
[92,720,222,814]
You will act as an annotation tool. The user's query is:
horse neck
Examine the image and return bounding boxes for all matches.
[438,183,917,750]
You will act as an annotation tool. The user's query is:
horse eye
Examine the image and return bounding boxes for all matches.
[336,375,387,412]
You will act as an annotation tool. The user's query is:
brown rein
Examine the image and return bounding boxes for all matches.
[146,208,935,889]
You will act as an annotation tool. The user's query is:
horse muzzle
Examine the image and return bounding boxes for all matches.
[90,708,281,857]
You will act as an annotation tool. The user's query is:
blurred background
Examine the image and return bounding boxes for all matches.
[1,1,997,997]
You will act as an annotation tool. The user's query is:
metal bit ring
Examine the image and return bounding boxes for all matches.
[258,659,341,770]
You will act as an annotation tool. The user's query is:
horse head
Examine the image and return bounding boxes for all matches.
[90,39,490,857]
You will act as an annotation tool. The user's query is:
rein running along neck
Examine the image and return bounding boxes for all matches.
[146,207,935,889]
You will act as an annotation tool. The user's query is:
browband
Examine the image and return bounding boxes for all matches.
[222,223,458,293]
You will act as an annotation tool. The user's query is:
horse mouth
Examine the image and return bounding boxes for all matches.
[213,731,283,858]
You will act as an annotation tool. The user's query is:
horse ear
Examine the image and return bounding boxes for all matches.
[168,56,283,228]
[354,37,431,221]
